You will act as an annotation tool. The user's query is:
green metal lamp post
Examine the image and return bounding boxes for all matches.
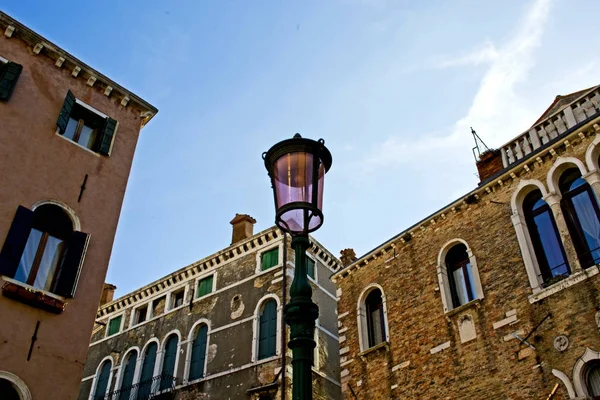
[263,134,333,400]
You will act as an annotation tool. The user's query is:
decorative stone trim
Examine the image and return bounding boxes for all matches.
[429,341,451,355]
[528,265,600,303]
[392,361,410,371]
[358,341,389,357]
[492,314,518,330]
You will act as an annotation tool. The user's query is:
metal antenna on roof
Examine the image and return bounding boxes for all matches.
[471,127,490,161]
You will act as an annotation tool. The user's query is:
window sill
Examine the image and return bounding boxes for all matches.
[359,341,390,357]
[1,276,65,314]
[55,129,101,157]
[445,298,482,318]
[529,265,600,304]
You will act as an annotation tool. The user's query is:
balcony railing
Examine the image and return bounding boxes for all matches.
[500,87,600,168]
[94,373,176,400]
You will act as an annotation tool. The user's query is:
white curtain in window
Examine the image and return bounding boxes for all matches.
[587,364,600,397]
[572,193,600,255]
[14,229,42,284]
[33,235,64,291]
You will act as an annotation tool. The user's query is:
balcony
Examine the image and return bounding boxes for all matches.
[95,374,176,400]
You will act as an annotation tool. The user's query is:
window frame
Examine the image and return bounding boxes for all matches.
[130,303,150,328]
[168,285,188,311]
[306,253,317,282]
[357,285,390,352]
[90,356,114,400]
[185,319,211,384]
[115,347,139,399]
[251,294,282,362]
[106,313,125,338]
[194,273,216,300]
[158,331,181,392]
[256,244,283,273]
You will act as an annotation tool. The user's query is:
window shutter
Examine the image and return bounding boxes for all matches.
[0,61,23,101]
[97,117,118,156]
[54,231,90,297]
[259,301,277,359]
[307,258,315,279]
[189,325,208,380]
[0,206,33,278]
[56,90,76,134]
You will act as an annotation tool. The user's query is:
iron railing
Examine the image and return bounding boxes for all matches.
[94,373,176,400]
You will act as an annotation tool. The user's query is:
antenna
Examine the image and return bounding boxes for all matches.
[471,127,490,161]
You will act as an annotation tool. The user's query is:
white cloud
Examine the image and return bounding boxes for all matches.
[438,41,499,68]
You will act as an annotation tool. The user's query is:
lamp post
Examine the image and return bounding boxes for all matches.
[263,134,332,400]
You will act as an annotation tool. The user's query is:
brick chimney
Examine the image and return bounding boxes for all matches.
[476,149,504,183]
[99,283,116,306]
[340,248,357,267]
[230,214,257,245]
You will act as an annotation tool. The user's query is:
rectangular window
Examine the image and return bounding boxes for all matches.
[307,257,315,280]
[56,91,118,155]
[197,275,214,298]
[261,248,279,271]
[0,57,22,101]
[171,289,185,309]
[107,316,122,336]
[152,295,166,317]
[134,305,148,326]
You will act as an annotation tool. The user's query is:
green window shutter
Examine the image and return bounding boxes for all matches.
[261,248,279,271]
[108,316,122,336]
[56,90,76,134]
[54,231,90,298]
[0,61,23,101]
[138,342,157,399]
[307,258,315,279]
[160,335,178,390]
[0,206,33,278]
[197,275,213,298]
[258,300,277,359]
[189,324,208,380]
[118,351,138,400]
[97,117,118,156]
[94,360,112,399]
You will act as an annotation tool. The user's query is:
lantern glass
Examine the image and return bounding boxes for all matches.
[272,151,325,234]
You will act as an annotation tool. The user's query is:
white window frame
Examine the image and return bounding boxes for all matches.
[135,338,161,386]
[129,302,151,328]
[194,272,217,301]
[114,347,141,394]
[306,252,318,283]
[105,312,125,338]
[88,356,114,400]
[183,318,211,385]
[251,294,282,362]
[357,284,390,352]
[436,238,484,313]
[0,55,8,64]
[255,242,284,274]
[166,284,189,311]
[573,347,600,398]
[157,330,182,391]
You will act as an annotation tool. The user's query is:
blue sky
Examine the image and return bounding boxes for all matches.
[5,0,600,297]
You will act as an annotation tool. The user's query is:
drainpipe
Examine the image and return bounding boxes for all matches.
[281,231,287,400]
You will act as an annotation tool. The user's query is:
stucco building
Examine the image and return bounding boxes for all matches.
[79,215,342,400]
[332,86,600,399]
[0,11,157,400]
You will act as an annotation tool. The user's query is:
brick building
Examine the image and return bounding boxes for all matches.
[332,86,600,399]
[0,11,157,400]
[79,215,342,400]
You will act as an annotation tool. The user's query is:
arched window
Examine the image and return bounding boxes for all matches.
[523,190,570,285]
[93,360,112,400]
[365,289,386,348]
[446,244,476,308]
[559,168,600,268]
[137,342,157,400]
[258,300,277,360]
[189,324,208,381]
[0,204,89,297]
[586,361,600,399]
[118,350,138,400]
[160,335,178,390]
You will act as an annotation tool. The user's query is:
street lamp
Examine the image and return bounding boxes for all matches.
[263,133,332,400]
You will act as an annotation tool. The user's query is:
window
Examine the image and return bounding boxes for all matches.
[523,190,570,285]
[258,300,277,360]
[107,316,122,337]
[446,244,476,308]
[261,248,279,271]
[0,378,21,400]
[56,90,118,155]
[160,334,178,390]
[134,305,148,326]
[118,350,138,400]
[196,275,214,298]
[189,324,208,381]
[171,289,185,309]
[586,361,600,399]
[93,360,112,400]
[0,58,22,101]
[307,257,315,280]
[152,295,166,316]
[138,342,158,400]
[0,205,89,297]
[559,168,600,268]
[365,289,386,348]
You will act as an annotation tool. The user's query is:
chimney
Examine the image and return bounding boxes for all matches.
[476,149,503,183]
[230,214,257,245]
[100,283,117,305]
[340,248,357,267]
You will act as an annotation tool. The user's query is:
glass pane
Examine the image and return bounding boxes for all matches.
[533,211,569,278]
[452,268,469,306]
[571,191,600,264]
[465,263,477,301]
[78,124,96,149]
[63,118,78,141]
[33,235,64,291]
[14,229,43,284]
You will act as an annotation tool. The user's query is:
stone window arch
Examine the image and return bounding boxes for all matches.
[159,331,181,390]
[357,284,389,352]
[185,319,211,383]
[436,239,484,313]
[585,134,600,173]
[115,347,139,400]
[0,371,31,400]
[251,294,282,362]
[137,339,159,399]
[90,356,113,400]
[573,348,600,398]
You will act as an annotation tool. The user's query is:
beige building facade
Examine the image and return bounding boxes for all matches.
[0,11,156,400]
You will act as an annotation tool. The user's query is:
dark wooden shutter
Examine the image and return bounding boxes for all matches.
[189,325,208,380]
[307,258,315,279]
[56,90,76,134]
[0,61,23,101]
[160,335,178,390]
[94,360,112,399]
[118,351,138,400]
[0,206,33,278]
[54,231,90,297]
[98,117,118,156]
[258,300,277,359]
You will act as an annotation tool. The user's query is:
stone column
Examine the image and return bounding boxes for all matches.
[544,192,582,273]
[583,170,600,201]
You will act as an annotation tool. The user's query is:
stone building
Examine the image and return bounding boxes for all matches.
[79,215,342,400]
[0,11,157,400]
[332,86,600,399]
